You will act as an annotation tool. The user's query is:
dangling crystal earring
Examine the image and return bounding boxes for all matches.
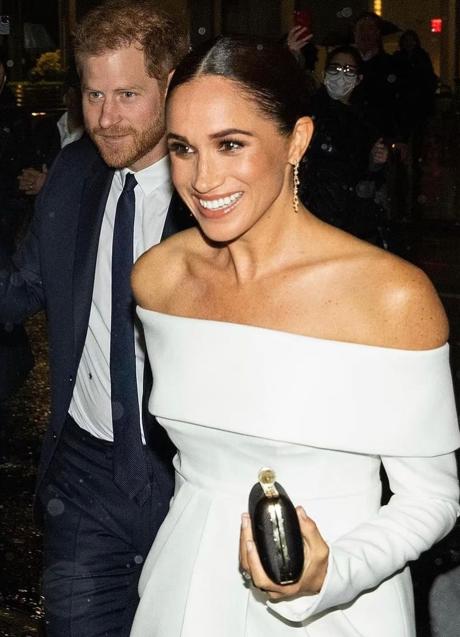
[293,161,300,214]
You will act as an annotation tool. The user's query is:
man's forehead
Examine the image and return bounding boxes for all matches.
[80,47,151,80]
[80,44,147,68]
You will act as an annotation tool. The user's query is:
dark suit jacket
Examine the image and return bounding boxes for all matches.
[0,238,34,402]
[30,113,62,169]
[0,135,193,494]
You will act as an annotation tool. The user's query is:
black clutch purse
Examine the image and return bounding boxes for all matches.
[248,468,304,585]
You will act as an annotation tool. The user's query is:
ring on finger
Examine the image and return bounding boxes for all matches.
[241,569,251,582]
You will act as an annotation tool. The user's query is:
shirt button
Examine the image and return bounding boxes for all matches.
[69,376,73,383]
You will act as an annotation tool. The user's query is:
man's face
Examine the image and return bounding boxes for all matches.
[355,17,381,55]
[81,44,167,171]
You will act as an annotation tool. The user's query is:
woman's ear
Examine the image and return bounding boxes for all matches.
[288,116,314,165]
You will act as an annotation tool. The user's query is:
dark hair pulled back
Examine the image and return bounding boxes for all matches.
[325,46,362,73]
[167,36,311,136]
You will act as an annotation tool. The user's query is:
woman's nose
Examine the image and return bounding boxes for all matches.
[192,156,223,193]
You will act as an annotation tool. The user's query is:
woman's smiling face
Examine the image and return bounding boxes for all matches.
[166,75,295,243]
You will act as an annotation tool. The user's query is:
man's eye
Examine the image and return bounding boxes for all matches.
[220,139,243,151]
[123,91,136,99]
[88,91,103,101]
[168,142,193,155]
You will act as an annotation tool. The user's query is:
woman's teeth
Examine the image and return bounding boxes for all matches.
[199,192,242,210]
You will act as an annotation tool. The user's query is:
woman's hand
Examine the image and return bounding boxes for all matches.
[239,507,329,600]
[287,26,313,53]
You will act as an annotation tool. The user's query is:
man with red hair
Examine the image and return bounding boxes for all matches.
[0,2,190,634]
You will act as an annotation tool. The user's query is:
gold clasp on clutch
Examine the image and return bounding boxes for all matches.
[258,467,279,499]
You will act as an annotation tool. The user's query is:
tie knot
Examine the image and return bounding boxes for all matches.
[123,173,137,192]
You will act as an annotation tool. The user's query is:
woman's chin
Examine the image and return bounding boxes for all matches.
[196,219,247,246]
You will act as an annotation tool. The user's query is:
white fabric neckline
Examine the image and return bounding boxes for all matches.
[137,306,448,357]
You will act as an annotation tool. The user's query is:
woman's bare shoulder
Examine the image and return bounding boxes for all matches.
[358,249,448,350]
[132,228,200,310]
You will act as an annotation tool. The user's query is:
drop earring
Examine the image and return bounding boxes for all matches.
[293,161,300,214]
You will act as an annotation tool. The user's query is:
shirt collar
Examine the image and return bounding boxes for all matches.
[120,154,171,195]
[56,111,68,137]
[56,111,84,147]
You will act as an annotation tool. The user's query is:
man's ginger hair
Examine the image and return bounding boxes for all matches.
[74,0,189,81]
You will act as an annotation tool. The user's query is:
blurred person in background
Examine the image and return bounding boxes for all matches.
[300,46,388,245]
[285,5,318,96]
[353,12,415,221]
[18,66,84,197]
[0,55,16,108]
[0,55,35,252]
[286,24,319,95]
[353,12,407,150]
[0,56,34,412]
[0,235,34,417]
[392,28,438,205]
[393,29,437,129]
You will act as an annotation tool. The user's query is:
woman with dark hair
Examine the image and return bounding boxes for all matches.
[129,36,459,637]
[301,45,388,245]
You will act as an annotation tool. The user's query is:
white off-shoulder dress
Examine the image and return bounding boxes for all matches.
[130,309,460,637]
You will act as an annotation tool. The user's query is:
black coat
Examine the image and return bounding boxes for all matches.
[301,87,383,243]
[0,238,33,403]
[29,114,62,169]
[352,49,407,141]
[392,47,437,129]
[0,103,36,250]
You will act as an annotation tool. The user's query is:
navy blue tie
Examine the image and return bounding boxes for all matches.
[110,173,150,504]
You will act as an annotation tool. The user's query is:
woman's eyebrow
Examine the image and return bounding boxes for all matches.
[209,128,254,139]
[167,132,188,142]
[167,128,254,143]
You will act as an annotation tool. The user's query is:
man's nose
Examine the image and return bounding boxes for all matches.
[98,98,121,129]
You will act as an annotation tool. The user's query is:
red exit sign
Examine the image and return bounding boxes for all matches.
[431,18,443,33]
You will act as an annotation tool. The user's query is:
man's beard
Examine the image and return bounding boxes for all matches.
[89,111,166,169]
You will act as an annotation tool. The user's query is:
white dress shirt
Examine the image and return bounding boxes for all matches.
[56,111,84,148]
[69,155,172,441]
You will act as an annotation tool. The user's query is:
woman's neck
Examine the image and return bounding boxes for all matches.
[219,202,316,285]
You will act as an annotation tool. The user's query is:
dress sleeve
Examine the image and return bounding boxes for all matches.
[268,451,460,622]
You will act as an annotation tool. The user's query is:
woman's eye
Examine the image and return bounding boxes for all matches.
[168,142,193,155]
[220,139,243,152]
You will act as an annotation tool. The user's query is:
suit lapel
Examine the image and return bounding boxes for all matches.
[72,157,114,360]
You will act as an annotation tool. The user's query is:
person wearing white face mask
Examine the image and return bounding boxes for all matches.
[300,46,389,245]
[324,64,359,102]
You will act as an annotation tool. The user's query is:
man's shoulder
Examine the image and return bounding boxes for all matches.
[46,135,110,188]
[37,135,111,210]
[58,134,101,165]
